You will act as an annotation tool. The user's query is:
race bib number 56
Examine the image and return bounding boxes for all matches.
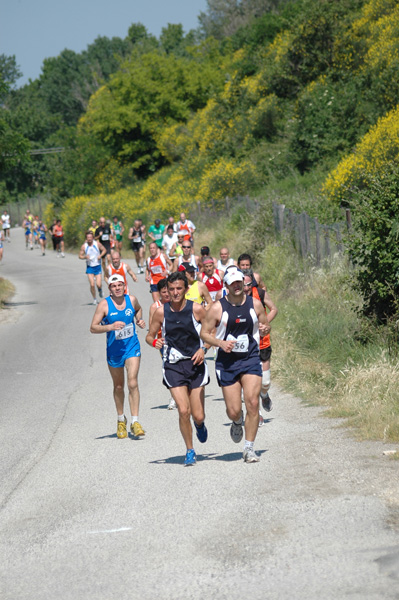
[227,334,249,353]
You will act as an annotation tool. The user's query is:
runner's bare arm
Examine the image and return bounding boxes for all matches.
[253,297,271,336]
[200,303,235,352]
[78,244,87,260]
[131,296,145,328]
[126,263,138,283]
[90,301,124,333]
[145,306,164,349]
[263,292,278,323]
[198,282,213,308]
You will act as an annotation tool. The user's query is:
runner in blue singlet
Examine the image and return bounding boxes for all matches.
[90,274,146,439]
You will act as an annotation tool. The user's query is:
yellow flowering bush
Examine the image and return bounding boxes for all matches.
[323,104,399,203]
[198,158,257,203]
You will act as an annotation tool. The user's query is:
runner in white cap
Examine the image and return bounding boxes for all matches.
[90,273,146,439]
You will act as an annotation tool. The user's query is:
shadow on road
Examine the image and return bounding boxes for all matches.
[3,301,38,306]
[149,449,267,465]
[95,433,146,440]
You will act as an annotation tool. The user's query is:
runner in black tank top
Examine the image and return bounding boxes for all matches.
[146,271,209,467]
[200,267,271,463]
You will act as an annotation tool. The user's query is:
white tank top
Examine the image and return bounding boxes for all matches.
[85,241,100,267]
[217,258,234,271]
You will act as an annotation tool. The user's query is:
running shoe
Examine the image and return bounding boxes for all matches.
[61,253,65,258]
[117,416,128,439]
[98,288,103,298]
[194,421,208,443]
[258,413,264,427]
[92,299,97,305]
[230,412,244,443]
[243,447,260,463]
[261,392,273,412]
[168,398,176,410]
[131,421,145,437]
[184,449,196,466]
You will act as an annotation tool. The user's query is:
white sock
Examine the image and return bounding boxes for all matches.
[244,440,254,450]
[117,414,125,422]
[131,416,138,424]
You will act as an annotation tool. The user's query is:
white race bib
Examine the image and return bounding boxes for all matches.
[152,265,163,274]
[102,234,109,241]
[227,334,249,353]
[115,323,134,340]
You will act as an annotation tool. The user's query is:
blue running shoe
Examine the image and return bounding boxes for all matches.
[194,421,208,443]
[184,449,196,466]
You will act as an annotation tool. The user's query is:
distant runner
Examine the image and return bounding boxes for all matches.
[79,231,106,304]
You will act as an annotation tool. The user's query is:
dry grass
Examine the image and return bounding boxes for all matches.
[0,277,15,307]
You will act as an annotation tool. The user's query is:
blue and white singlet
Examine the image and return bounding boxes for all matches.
[102,295,140,363]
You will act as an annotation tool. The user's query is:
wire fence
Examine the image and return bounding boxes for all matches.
[188,196,351,265]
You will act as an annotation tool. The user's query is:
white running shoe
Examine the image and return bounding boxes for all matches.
[243,447,260,463]
[92,299,97,305]
[168,398,176,410]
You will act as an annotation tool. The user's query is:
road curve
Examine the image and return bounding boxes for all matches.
[0,228,398,599]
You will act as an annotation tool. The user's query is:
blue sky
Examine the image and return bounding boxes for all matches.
[0,0,208,86]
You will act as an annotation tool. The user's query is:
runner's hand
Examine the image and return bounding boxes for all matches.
[259,323,271,336]
[110,321,126,330]
[191,348,204,365]
[136,319,145,329]
[219,340,235,353]
[154,337,164,349]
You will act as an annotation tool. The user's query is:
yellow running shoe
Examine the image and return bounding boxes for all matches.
[117,416,128,439]
[131,421,145,437]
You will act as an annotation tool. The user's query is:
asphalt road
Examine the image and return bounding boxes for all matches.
[0,228,398,600]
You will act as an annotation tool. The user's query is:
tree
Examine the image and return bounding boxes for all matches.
[347,163,399,322]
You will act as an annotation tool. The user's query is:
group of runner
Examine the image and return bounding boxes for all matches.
[88,212,278,466]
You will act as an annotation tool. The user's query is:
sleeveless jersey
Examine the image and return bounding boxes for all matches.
[102,295,139,360]
[85,241,101,267]
[107,262,130,294]
[177,254,197,271]
[177,220,191,242]
[54,224,63,238]
[217,258,234,271]
[147,253,168,285]
[131,227,142,244]
[202,270,223,301]
[185,280,203,304]
[252,286,270,349]
[162,300,201,364]
[113,222,122,240]
[215,295,260,371]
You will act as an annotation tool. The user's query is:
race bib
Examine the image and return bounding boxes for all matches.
[115,323,134,340]
[155,233,162,240]
[102,234,109,241]
[227,334,249,353]
[133,235,141,242]
[152,265,163,274]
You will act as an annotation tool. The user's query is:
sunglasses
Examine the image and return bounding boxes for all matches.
[182,245,191,248]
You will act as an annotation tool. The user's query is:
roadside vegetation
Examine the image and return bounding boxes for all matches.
[0,278,15,308]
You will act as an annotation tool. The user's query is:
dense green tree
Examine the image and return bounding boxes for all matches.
[80,49,225,176]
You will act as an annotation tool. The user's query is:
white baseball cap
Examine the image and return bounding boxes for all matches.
[224,267,244,285]
[108,274,125,285]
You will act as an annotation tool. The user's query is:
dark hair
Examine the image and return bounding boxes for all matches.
[200,246,210,256]
[113,216,118,220]
[157,278,168,292]
[86,230,93,236]
[167,271,188,288]
[167,225,174,231]
[237,253,252,266]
